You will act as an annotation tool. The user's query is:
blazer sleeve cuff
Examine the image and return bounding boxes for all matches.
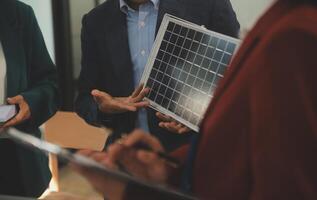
[21,90,57,128]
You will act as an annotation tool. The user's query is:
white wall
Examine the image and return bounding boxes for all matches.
[19,0,55,62]
[231,0,275,35]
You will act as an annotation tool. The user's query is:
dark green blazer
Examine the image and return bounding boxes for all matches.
[0,0,59,197]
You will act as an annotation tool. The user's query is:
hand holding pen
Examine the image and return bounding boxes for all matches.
[77,129,179,184]
[116,133,180,168]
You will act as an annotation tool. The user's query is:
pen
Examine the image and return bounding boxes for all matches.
[116,138,180,168]
[133,142,181,168]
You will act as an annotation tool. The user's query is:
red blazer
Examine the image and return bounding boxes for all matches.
[125,1,317,199]
[195,1,317,200]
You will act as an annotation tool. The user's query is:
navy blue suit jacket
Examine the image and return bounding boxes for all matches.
[75,0,240,152]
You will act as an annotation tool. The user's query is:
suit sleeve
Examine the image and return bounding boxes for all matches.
[75,15,100,126]
[75,15,115,127]
[20,6,59,129]
[209,0,240,38]
[249,29,317,199]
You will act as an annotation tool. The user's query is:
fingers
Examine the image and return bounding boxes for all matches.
[92,89,147,113]
[159,121,191,134]
[130,84,144,98]
[91,89,110,104]
[136,150,159,165]
[91,89,104,97]
[156,112,172,122]
[107,130,164,167]
[92,93,104,106]
[159,122,177,132]
[3,115,20,128]
[178,126,191,134]
[77,149,95,157]
[112,97,149,112]
[156,112,190,133]
[106,143,127,169]
[3,95,30,128]
[7,95,23,104]
[77,150,111,170]
[131,87,150,103]
[112,101,137,112]
[132,101,150,108]
[78,150,107,161]
[157,112,189,133]
[105,131,168,183]
[123,130,164,152]
[130,84,150,103]
[92,87,150,114]
[90,152,108,163]
[92,90,136,113]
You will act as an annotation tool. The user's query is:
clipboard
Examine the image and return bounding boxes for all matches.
[6,128,198,200]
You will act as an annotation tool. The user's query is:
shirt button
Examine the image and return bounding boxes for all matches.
[139,21,145,28]
[141,50,146,56]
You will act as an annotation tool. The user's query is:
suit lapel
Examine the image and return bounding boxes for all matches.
[0,0,23,98]
[103,1,134,95]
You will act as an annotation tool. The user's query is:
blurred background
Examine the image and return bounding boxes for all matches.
[20,0,274,112]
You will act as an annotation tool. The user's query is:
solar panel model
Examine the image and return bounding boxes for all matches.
[140,14,240,132]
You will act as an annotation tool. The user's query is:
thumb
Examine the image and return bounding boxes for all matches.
[7,95,23,105]
[91,89,103,97]
[91,90,109,105]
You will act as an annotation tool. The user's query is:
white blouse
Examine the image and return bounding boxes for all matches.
[0,42,6,105]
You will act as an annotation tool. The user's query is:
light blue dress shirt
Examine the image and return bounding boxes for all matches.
[120,0,159,132]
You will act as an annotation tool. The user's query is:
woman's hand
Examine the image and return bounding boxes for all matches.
[107,130,169,183]
[2,95,31,128]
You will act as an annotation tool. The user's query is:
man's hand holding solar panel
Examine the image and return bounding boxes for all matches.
[156,112,191,134]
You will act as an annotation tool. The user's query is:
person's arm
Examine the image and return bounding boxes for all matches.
[209,0,240,38]
[10,5,59,129]
[75,15,149,128]
[249,28,317,199]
